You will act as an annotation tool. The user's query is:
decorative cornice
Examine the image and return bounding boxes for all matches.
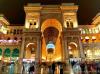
[0,14,10,25]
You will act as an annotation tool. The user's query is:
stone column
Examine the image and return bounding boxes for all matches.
[63,39,70,74]
[20,37,25,58]
[35,37,41,74]
[19,36,25,74]
[64,40,69,61]
[61,37,66,62]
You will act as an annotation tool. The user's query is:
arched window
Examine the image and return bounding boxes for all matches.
[30,22,32,26]
[34,22,36,25]
[4,48,11,57]
[17,29,20,34]
[29,22,33,29]
[89,29,92,34]
[13,29,16,35]
[66,19,73,28]
[29,21,37,29]
[66,21,70,28]
[70,21,73,28]
[10,30,13,34]
[12,48,19,57]
[85,29,89,34]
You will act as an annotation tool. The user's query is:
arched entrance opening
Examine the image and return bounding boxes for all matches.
[25,43,37,61]
[23,43,37,74]
[41,19,62,62]
[68,42,79,58]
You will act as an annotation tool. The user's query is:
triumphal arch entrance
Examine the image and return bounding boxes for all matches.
[20,3,85,73]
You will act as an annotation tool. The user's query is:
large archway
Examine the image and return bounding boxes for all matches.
[25,43,37,61]
[41,19,62,62]
[68,42,79,58]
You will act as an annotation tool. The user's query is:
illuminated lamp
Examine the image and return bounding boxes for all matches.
[69,51,72,54]
[85,36,89,42]
[46,41,55,54]
[92,36,96,42]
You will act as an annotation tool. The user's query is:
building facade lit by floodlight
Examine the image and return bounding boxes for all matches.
[0,3,100,74]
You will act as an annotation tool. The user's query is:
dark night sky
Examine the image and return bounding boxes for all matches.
[0,0,100,25]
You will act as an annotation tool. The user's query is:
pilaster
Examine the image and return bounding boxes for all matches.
[78,37,85,59]
[19,36,25,74]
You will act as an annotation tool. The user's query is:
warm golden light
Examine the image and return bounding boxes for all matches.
[41,19,62,61]
[25,43,36,59]
[41,19,62,32]
[68,42,79,58]
[85,36,89,40]
[92,36,96,40]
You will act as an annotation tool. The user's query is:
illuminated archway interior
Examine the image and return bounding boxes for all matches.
[68,42,79,58]
[25,43,37,61]
[41,19,62,62]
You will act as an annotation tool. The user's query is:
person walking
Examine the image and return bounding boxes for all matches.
[59,64,63,74]
[73,62,81,74]
[29,65,35,74]
[96,61,100,74]
[52,62,56,74]
[80,61,86,74]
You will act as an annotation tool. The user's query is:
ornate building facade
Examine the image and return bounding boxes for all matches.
[0,3,100,73]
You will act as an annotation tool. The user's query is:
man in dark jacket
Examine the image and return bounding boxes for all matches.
[29,65,35,74]
[80,62,85,74]
[52,62,56,74]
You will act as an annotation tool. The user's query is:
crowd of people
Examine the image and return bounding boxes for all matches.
[48,62,64,74]
[70,59,100,74]
[27,60,100,74]
[40,61,64,74]
[2,59,100,74]
[22,62,35,74]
